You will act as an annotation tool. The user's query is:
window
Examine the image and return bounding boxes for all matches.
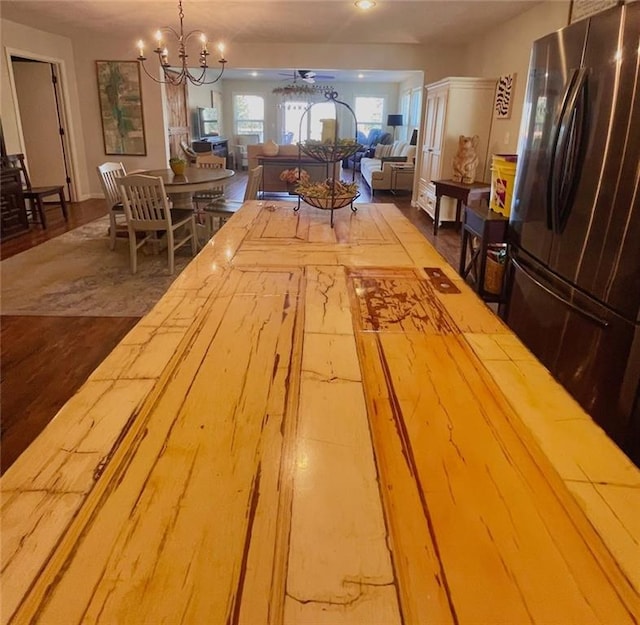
[283,102,308,144]
[233,94,264,140]
[309,102,336,141]
[354,96,384,138]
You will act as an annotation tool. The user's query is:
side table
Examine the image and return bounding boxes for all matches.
[459,203,508,303]
[432,179,491,235]
[389,163,415,195]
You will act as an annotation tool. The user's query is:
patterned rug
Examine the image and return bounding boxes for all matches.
[1,217,194,317]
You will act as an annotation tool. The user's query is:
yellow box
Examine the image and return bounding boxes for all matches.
[490,154,517,217]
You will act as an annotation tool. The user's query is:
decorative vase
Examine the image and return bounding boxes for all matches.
[170,160,186,175]
[263,139,279,157]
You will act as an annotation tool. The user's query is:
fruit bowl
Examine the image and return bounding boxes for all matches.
[300,192,360,210]
[298,140,362,162]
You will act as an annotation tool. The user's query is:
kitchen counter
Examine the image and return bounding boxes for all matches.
[2,201,639,624]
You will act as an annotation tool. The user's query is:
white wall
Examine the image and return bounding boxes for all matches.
[463,1,570,157]
[221,78,405,144]
[1,17,471,198]
[1,19,89,199]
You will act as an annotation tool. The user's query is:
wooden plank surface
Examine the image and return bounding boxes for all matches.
[1,201,638,624]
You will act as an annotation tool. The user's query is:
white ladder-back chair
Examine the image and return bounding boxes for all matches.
[117,174,197,274]
[203,165,263,237]
[97,162,127,250]
[193,154,227,211]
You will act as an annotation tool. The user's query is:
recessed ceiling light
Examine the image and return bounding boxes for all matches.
[358,73,365,79]
[355,0,376,9]
[250,71,258,77]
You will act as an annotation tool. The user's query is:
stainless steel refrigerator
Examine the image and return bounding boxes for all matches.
[503,3,640,465]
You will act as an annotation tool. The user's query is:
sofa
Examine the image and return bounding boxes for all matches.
[360,141,416,193]
[342,129,393,171]
[247,143,330,193]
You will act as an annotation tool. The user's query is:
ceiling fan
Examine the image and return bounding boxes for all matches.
[278,70,336,84]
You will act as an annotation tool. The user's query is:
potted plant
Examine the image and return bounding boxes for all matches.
[169,156,186,175]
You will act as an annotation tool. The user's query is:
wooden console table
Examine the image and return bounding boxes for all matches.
[459,202,508,303]
[256,155,329,196]
[432,179,491,235]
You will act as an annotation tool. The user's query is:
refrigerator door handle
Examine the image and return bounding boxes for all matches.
[511,256,610,328]
[547,68,588,233]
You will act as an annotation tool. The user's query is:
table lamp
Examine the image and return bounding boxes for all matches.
[387,114,403,141]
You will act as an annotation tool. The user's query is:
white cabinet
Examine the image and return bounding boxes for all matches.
[416,77,496,225]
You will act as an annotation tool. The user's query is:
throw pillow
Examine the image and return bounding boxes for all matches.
[374,143,392,159]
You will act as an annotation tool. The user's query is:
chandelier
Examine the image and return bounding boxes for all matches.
[273,83,335,110]
[136,0,227,86]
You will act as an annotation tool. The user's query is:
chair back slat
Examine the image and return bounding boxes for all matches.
[3,153,31,190]
[118,175,171,226]
[244,165,263,201]
[97,162,126,207]
[196,154,226,170]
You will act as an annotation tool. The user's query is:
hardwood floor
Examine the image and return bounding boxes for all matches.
[0,169,463,474]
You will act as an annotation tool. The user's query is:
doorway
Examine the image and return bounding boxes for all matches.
[10,56,73,201]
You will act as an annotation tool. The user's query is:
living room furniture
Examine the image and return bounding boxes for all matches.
[387,114,403,142]
[117,174,198,275]
[343,129,392,171]
[416,77,496,227]
[192,136,229,165]
[360,141,416,194]
[389,163,415,195]
[3,153,68,229]
[431,178,492,235]
[97,162,128,250]
[233,134,261,170]
[1,164,29,240]
[254,152,329,195]
[459,201,508,302]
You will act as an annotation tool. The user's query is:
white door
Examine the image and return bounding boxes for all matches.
[12,59,68,194]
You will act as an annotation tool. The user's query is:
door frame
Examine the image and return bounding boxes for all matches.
[4,46,79,202]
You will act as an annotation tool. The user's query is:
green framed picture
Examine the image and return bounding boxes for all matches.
[96,61,146,156]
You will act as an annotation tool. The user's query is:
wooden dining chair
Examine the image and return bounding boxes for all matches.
[193,154,226,211]
[203,165,263,237]
[117,174,197,275]
[4,153,68,228]
[97,162,127,250]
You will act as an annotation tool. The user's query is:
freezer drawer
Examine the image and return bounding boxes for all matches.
[504,252,640,464]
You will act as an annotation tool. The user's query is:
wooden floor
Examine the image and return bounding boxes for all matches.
[0,170,462,474]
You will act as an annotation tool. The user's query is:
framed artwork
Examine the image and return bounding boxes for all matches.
[569,0,621,23]
[495,74,516,119]
[96,61,146,155]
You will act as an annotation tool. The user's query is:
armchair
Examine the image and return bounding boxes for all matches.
[232,134,261,170]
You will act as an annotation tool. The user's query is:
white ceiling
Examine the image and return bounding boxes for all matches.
[1,0,542,82]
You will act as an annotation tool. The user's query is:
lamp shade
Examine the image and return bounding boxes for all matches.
[387,114,403,127]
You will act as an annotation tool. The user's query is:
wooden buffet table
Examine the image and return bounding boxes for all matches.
[2,201,639,624]
[432,178,492,235]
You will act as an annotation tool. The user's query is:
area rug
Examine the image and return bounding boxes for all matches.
[1,216,193,317]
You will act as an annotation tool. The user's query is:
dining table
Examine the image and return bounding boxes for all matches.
[142,166,235,209]
[1,200,639,624]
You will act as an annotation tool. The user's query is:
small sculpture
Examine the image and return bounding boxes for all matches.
[452,135,480,184]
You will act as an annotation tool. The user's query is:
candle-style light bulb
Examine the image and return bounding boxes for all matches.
[137,40,145,57]
[200,33,208,53]
[217,42,225,60]
[162,48,169,64]
[155,30,163,49]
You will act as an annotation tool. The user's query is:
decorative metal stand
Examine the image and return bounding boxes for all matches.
[293,91,362,228]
